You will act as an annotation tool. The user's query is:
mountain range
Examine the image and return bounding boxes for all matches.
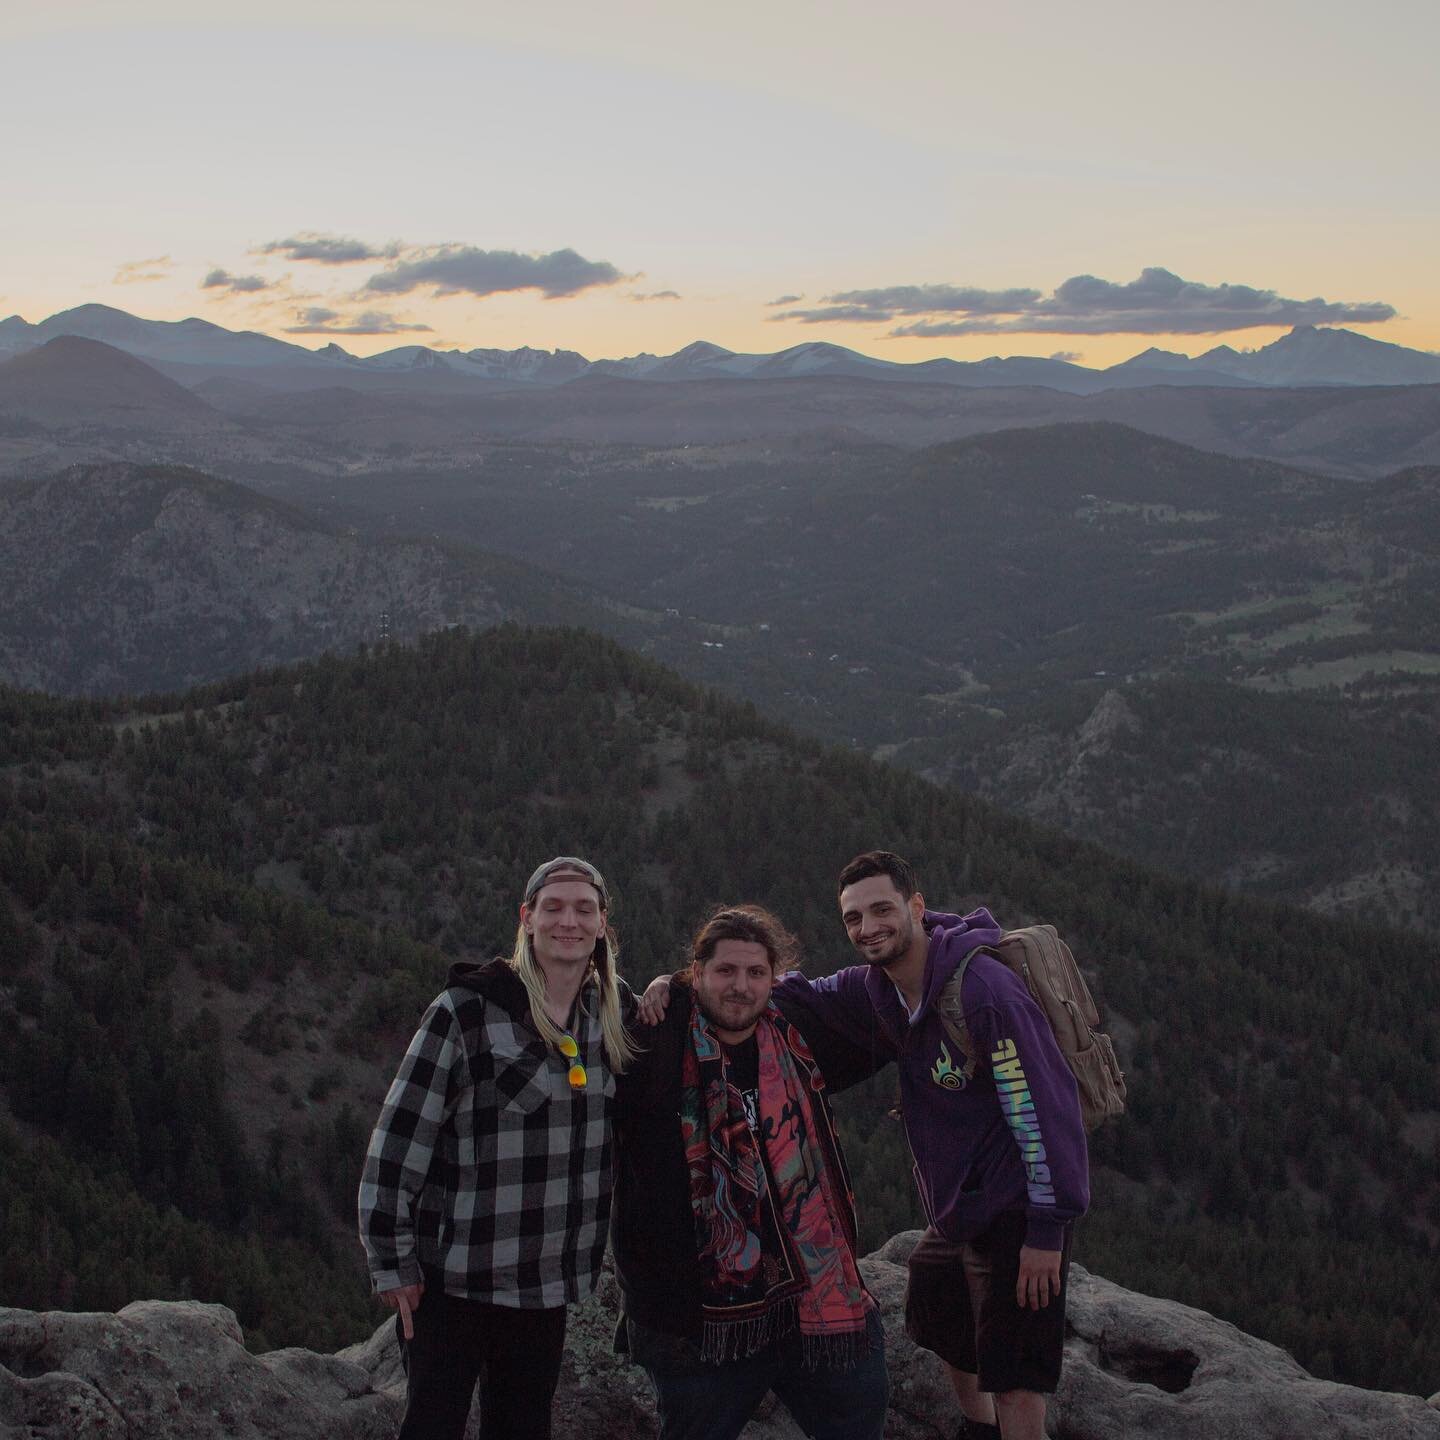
[5,303,1440,392]
[5,331,1440,482]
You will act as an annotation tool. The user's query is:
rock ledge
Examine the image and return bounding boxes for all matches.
[3,1236,1437,1439]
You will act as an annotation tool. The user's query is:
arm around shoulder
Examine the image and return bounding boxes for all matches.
[772,967,893,1088]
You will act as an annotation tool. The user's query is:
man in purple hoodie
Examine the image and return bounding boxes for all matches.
[775,851,1089,1440]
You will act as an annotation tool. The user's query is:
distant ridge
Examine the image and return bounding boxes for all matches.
[0,460,618,695]
[0,335,224,429]
[3,303,1439,393]
[1197,324,1440,387]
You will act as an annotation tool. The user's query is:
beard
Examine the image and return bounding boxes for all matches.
[696,989,770,1035]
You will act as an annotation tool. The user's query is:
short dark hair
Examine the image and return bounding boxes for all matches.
[690,904,801,977]
[836,850,918,900]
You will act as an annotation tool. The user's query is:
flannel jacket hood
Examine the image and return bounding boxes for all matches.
[358,955,623,1308]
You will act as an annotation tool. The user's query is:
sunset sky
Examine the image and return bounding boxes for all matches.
[3,0,1437,367]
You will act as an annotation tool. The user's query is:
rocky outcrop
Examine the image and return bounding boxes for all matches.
[4,1237,1438,1439]
[948,689,1145,837]
[0,1299,398,1438]
[1053,1263,1440,1440]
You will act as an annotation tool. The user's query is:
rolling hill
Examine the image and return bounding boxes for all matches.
[0,336,226,432]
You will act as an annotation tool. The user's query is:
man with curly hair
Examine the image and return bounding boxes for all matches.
[614,904,888,1440]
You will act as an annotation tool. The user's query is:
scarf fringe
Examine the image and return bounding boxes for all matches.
[699,1295,799,1364]
[698,1297,872,1370]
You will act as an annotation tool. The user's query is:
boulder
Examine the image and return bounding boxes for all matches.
[0,1300,398,1439]
[1055,1261,1440,1440]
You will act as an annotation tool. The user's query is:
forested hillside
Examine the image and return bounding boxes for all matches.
[0,461,636,695]
[2,626,1437,1391]
[8,432,1440,936]
[130,423,1440,941]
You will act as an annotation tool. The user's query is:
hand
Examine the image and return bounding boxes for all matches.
[379,1279,425,1340]
[1016,1246,1061,1311]
[637,975,672,1026]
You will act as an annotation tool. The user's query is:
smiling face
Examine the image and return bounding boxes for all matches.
[521,878,607,973]
[692,938,776,1043]
[839,874,925,970]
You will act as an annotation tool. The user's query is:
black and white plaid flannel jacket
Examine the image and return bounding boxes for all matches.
[358,958,621,1307]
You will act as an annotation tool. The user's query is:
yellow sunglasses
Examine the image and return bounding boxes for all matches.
[558,1034,587,1090]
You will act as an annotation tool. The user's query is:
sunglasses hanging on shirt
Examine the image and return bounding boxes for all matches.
[558,1034,587,1090]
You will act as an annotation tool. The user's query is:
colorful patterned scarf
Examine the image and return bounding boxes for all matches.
[680,1002,871,1367]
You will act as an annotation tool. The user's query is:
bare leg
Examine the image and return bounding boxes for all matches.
[993,1388,1047,1440]
[945,1363,997,1426]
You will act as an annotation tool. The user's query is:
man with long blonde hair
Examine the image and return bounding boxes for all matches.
[359,855,636,1440]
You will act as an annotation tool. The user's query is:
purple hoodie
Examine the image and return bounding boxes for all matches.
[774,907,1089,1250]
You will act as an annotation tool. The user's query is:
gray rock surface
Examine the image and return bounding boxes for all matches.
[1053,1261,1440,1440]
[5,1236,1438,1438]
[0,1300,398,1439]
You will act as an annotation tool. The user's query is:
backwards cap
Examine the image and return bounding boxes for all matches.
[523,855,610,908]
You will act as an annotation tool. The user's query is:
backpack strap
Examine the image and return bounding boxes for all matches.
[935,948,983,1082]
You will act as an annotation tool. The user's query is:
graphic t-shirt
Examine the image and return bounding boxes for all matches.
[722,1034,760,1132]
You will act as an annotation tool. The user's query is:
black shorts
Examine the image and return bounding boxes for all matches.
[904,1213,1072,1395]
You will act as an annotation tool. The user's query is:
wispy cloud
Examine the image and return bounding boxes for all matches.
[282,307,433,335]
[257,231,401,264]
[1050,350,1083,363]
[201,268,274,294]
[113,255,175,285]
[767,294,804,306]
[363,245,629,300]
[629,289,682,302]
[770,268,1397,337]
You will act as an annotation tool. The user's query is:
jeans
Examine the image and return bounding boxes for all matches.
[632,1308,889,1440]
[396,1284,567,1440]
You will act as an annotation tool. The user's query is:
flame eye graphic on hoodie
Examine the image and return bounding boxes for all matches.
[931,1041,966,1090]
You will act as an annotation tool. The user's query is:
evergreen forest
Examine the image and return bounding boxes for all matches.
[1,626,1437,1392]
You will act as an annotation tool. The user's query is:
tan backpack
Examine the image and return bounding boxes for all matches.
[936,924,1127,1133]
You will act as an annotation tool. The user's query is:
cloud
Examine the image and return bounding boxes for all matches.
[768,303,896,324]
[771,268,1397,337]
[282,307,434,335]
[257,231,401,264]
[629,289,681,302]
[767,293,804,306]
[1050,350,1083,363]
[202,268,273,294]
[288,307,341,326]
[113,255,175,285]
[363,245,629,300]
[772,284,1041,325]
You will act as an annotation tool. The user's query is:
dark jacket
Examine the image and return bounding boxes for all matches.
[611,975,884,1338]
